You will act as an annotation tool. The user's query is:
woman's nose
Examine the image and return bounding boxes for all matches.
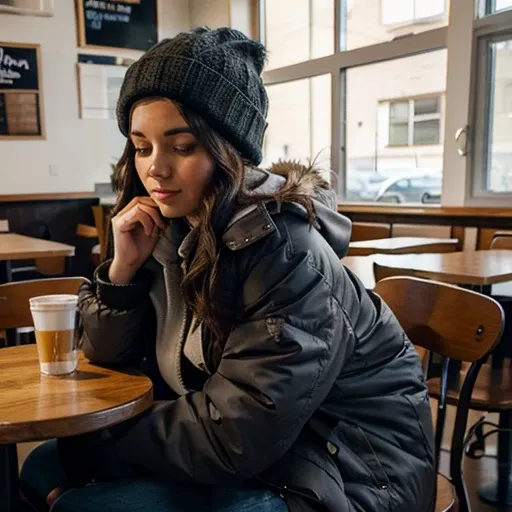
[147,151,172,180]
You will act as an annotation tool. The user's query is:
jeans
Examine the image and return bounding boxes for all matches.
[20,440,288,512]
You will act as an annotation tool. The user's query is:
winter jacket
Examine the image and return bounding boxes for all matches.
[78,163,435,512]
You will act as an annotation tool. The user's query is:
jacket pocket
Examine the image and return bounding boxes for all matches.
[334,421,391,510]
[258,435,346,512]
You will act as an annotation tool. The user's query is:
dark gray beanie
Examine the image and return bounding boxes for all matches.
[117,27,268,165]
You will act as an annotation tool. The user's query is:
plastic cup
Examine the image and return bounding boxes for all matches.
[29,294,78,376]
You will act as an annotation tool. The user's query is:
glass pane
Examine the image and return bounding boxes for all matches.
[389,123,409,145]
[413,119,440,144]
[414,97,440,115]
[264,0,334,71]
[263,75,331,179]
[342,0,449,51]
[496,0,512,11]
[381,0,414,25]
[485,39,512,192]
[345,50,447,204]
[390,101,409,122]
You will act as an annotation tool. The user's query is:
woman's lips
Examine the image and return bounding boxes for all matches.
[152,190,180,201]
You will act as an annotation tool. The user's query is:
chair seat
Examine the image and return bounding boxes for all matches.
[436,474,455,512]
[428,363,512,411]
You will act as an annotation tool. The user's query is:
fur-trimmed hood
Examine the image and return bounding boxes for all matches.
[226,161,352,258]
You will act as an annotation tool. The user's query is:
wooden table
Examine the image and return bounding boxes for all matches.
[342,256,376,290]
[348,236,459,256]
[373,250,512,287]
[0,234,75,283]
[0,345,153,512]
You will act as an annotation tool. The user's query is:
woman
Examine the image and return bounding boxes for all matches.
[21,27,435,512]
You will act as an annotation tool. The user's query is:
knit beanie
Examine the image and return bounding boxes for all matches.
[117,27,268,165]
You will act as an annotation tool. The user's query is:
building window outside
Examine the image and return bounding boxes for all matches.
[388,97,441,147]
[381,0,446,26]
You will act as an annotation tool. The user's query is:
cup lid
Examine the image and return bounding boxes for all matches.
[29,294,78,311]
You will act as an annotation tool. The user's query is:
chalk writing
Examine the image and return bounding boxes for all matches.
[0,47,30,86]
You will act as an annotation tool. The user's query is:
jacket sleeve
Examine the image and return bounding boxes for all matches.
[79,260,153,365]
[110,215,356,484]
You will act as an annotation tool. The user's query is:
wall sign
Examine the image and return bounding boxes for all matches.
[76,0,158,52]
[0,42,44,139]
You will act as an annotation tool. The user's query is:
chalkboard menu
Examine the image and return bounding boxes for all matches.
[76,0,158,52]
[0,43,44,139]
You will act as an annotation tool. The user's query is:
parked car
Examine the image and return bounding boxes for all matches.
[375,173,442,204]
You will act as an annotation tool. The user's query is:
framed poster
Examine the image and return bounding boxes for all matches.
[0,42,45,139]
[76,0,158,52]
[0,0,54,17]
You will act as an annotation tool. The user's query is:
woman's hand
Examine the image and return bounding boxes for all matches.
[109,197,166,285]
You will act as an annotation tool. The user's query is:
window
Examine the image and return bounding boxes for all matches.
[345,51,446,203]
[263,75,331,177]
[263,0,334,70]
[338,1,449,52]
[479,0,512,16]
[473,35,512,194]
[388,97,441,146]
[381,0,446,26]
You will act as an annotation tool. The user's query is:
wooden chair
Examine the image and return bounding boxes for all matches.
[92,205,108,262]
[375,255,512,506]
[490,233,512,250]
[76,223,101,267]
[350,222,391,242]
[375,277,504,512]
[0,277,88,347]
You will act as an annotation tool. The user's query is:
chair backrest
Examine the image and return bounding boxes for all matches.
[490,234,512,250]
[0,277,89,330]
[92,205,107,261]
[391,223,451,239]
[374,276,504,362]
[373,261,414,283]
[351,222,391,242]
[23,220,51,240]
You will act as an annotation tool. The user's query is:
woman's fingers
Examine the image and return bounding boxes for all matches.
[137,203,166,230]
[119,207,155,236]
[116,196,158,217]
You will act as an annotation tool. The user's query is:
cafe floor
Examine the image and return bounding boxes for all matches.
[15,403,512,511]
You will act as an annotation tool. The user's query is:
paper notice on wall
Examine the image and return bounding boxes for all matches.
[77,62,127,119]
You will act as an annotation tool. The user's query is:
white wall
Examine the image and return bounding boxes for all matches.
[189,0,229,28]
[0,0,190,194]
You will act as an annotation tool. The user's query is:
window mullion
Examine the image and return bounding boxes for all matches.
[409,99,415,146]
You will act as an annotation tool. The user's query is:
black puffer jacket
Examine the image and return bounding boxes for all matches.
[78,163,435,512]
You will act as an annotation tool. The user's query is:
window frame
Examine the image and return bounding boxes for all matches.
[468,8,512,204]
[387,96,442,147]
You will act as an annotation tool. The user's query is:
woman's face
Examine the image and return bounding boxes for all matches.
[130,98,215,219]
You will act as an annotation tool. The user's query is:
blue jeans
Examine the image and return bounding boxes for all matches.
[20,441,288,512]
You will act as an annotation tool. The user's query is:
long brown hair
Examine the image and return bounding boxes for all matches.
[110,102,324,345]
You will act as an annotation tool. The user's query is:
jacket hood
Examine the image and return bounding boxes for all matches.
[240,161,352,258]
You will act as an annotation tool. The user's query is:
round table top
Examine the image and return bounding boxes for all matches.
[0,345,153,444]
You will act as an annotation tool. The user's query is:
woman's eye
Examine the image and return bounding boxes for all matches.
[135,147,150,155]
[174,144,196,155]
